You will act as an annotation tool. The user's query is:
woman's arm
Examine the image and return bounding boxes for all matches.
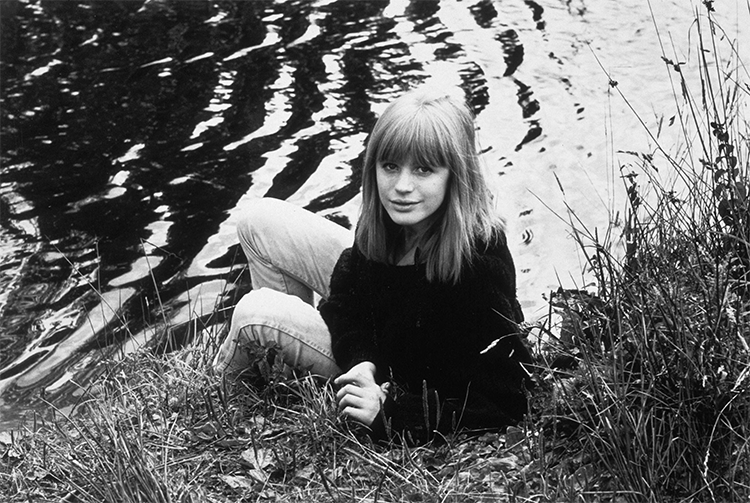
[473,233,532,363]
[318,247,381,371]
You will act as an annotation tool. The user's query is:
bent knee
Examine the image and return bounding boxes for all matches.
[231,288,310,327]
[236,198,291,245]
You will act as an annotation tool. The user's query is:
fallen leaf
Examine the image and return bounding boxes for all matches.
[220,474,255,491]
[241,447,274,469]
[247,468,269,483]
[293,463,316,483]
[194,421,220,440]
[488,454,520,472]
[505,426,525,446]
[249,415,267,430]
[28,466,50,481]
[258,488,276,499]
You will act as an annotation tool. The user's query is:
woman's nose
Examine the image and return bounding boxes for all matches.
[394,170,414,192]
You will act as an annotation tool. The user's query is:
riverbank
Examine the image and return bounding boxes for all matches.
[0,339,551,502]
[1,261,747,502]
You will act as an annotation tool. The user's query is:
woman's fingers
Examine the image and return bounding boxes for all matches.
[336,390,362,411]
[336,381,386,425]
[337,393,381,424]
[334,361,387,425]
[334,361,377,388]
[334,374,357,387]
[334,370,370,388]
[340,406,374,425]
[336,383,363,404]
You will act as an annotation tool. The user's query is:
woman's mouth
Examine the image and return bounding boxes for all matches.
[391,200,418,210]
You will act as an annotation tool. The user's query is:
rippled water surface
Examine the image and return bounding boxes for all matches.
[1,0,747,427]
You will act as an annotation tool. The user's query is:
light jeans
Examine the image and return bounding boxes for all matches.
[212,198,352,378]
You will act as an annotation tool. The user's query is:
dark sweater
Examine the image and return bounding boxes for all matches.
[318,233,533,444]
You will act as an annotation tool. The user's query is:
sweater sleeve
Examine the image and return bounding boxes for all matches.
[318,246,380,371]
[474,232,532,364]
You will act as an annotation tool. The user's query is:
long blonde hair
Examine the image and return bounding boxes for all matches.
[355,87,503,283]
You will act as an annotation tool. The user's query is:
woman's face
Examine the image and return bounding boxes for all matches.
[376,156,451,236]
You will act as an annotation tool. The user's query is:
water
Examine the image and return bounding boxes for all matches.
[0,0,747,428]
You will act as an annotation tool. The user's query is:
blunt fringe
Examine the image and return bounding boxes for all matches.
[355,87,504,283]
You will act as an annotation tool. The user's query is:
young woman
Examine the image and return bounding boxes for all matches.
[214,87,533,443]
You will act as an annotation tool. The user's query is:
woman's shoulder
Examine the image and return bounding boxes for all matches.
[335,242,366,262]
[473,228,511,259]
[468,229,516,286]
[331,242,377,279]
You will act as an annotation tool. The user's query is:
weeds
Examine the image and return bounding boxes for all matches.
[0,336,542,502]
[536,2,750,501]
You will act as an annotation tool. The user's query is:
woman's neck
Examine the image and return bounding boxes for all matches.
[395,228,423,265]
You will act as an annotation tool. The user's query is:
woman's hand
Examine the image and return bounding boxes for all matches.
[334,361,388,426]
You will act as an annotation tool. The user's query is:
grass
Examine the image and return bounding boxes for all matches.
[2,2,750,502]
[0,342,550,502]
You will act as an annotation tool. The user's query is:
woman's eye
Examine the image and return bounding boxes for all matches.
[381,162,398,171]
[416,166,434,174]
